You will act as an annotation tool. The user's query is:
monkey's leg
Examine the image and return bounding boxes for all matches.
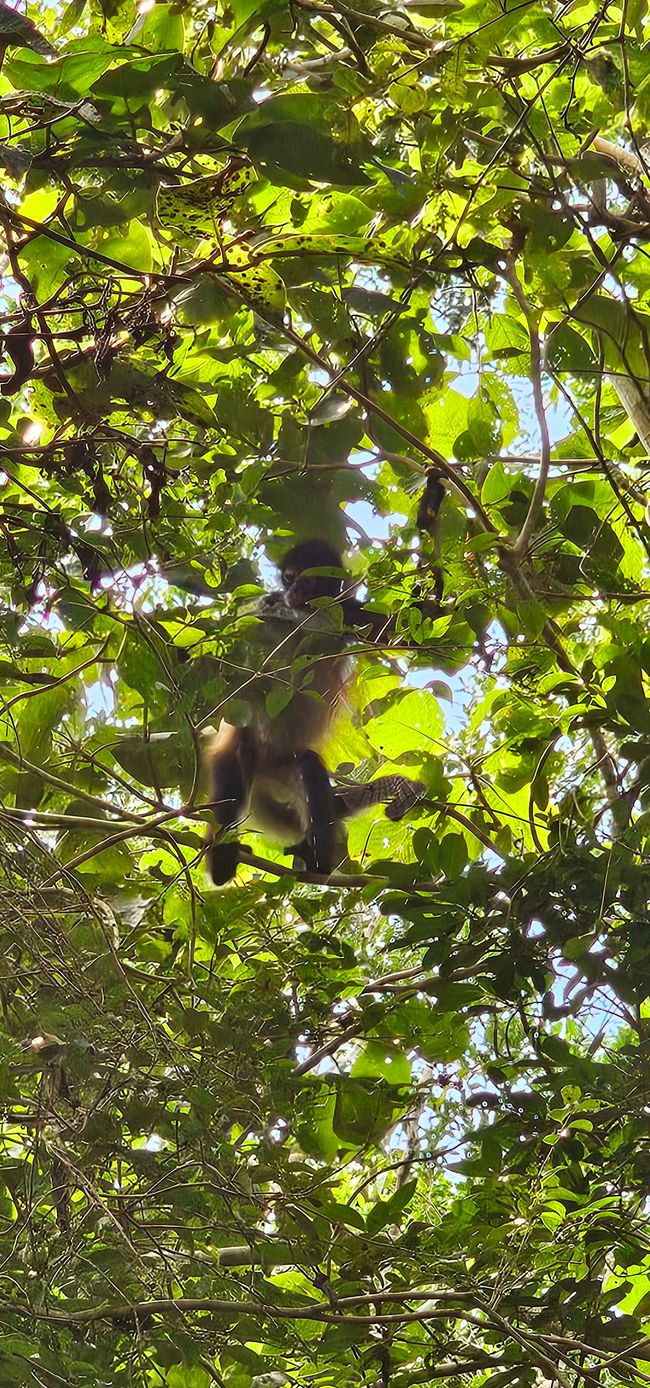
[206,726,257,885]
[286,825,348,875]
[297,749,339,875]
[287,774,424,874]
[286,837,318,873]
[334,774,425,822]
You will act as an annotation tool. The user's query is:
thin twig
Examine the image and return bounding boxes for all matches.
[506,269,552,560]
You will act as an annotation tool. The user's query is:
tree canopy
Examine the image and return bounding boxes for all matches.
[2,0,650,1385]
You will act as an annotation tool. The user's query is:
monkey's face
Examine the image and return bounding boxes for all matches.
[281,540,346,608]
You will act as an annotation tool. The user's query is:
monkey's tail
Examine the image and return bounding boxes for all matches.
[334,774,425,822]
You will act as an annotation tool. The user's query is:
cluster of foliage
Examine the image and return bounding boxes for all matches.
[2,0,650,1384]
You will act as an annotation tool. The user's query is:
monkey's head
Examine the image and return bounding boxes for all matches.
[280,539,347,608]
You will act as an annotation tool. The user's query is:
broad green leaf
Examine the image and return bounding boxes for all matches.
[333,1078,401,1145]
[365,690,444,758]
[351,1041,412,1085]
[242,122,372,186]
[7,41,115,93]
[366,1180,417,1235]
[547,323,598,374]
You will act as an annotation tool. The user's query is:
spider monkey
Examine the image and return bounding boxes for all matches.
[205,539,425,885]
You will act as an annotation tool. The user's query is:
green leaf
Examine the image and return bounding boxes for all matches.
[7,42,114,93]
[547,323,598,374]
[366,1179,417,1235]
[332,1078,401,1145]
[3,11,650,1383]
[366,690,443,757]
[481,459,511,506]
[351,1041,412,1085]
[438,832,468,878]
[92,52,182,98]
[59,0,89,35]
[112,731,194,792]
[242,122,372,186]
[312,1198,366,1231]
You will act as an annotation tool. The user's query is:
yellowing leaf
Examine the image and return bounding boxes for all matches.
[156,157,256,242]
[216,244,287,318]
[253,232,406,266]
